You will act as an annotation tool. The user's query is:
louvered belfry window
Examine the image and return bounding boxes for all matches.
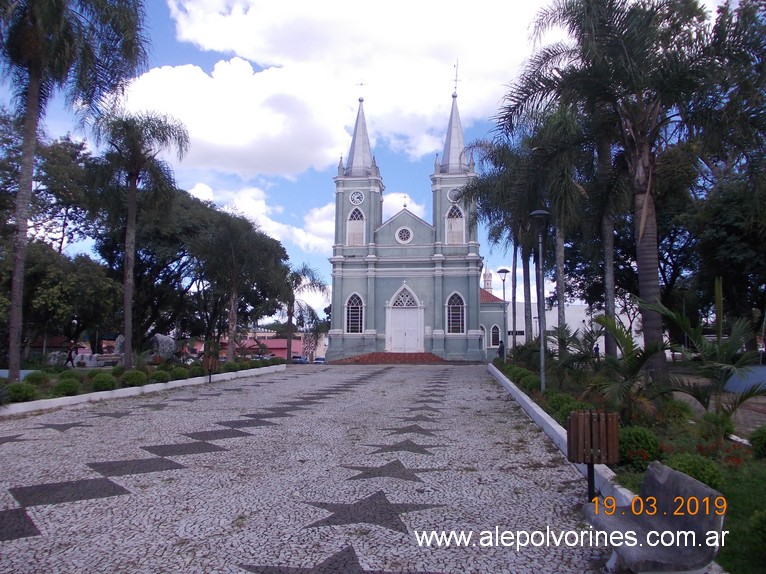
[347,209,364,245]
[446,205,464,243]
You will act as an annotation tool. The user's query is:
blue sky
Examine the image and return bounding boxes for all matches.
[4,0,724,316]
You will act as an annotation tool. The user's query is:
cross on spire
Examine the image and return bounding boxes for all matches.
[453,60,460,93]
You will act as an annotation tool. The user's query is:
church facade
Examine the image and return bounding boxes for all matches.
[325,94,506,362]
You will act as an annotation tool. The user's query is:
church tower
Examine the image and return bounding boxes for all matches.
[326,93,492,363]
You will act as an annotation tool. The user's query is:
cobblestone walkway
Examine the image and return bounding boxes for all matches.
[0,365,606,573]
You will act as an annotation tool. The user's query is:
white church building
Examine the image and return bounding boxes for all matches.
[325,93,506,362]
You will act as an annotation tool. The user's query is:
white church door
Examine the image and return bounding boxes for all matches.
[387,287,424,353]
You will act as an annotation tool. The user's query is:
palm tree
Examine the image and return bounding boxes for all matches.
[93,110,189,368]
[283,264,329,361]
[497,0,718,375]
[0,0,147,382]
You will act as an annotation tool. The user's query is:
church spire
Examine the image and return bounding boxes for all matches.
[346,97,373,177]
[441,92,467,174]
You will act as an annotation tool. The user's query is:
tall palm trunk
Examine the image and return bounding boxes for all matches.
[286,300,295,360]
[123,178,138,369]
[522,246,533,340]
[555,225,566,330]
[511,245,519,351]
[8,72,42,383]
[597,136,617,359]
[635,186,667,375]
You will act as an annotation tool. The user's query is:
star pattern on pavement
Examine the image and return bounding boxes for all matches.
[0,434,27,446]
[89,412,134,419]
[34,422,92,432]
[395,415,440,423]
[341,459,443,482]
[303,490,441,534]
[404,405,442,413]
[363,439,446,456]
[380,424,443,437]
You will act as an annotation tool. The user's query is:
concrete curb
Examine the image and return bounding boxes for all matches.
[488,363,635,506]
[0,364,286,419]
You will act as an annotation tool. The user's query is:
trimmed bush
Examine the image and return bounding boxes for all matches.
[150,370,171,383]
[58,370,83,381]
[619,426,661,472]
[91,373,117,392]
[171,366,190,380]
[222,362,240,373]
[269,357,285,365]
[23,371,50,387]
[53,378,80,397]
[750,426,766,459]
[87,369,103,380]
[111,365,125,378]
[5,382,37,402]
[121,369,148,387]
[666,452,724,490]
[189,365,205,377]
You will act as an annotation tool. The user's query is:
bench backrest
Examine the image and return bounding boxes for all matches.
[640,462,725,535]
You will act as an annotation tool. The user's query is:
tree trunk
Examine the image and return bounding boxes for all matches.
[511,245,518,351]
[8,72,42,383]
[597,135,617,359]
[555,225,566,330]
[286,301,295,360]
[635,189,665,376]
[227,288,238,363]
[123,179,138,369]
[522,247,533,341]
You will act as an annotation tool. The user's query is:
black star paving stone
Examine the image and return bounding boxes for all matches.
[303,490,441,534]
[88,457,185,477]
[395,415,441,423]
[0,434,27,446]
[215,418,277,429]
[170,398,200,403]
[33,422,92,432]
[381,424,444,437]
[404,406,442,413]
[136,403,169,410]
[342,459,443,482]
[183,429,252,441]
[140,441,227,457]
[364,439,446,456]
[0,508,40,541]
[9,477,130,507]
[89,411,134,419]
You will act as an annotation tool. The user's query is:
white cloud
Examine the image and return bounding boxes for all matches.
[382,193,426,221]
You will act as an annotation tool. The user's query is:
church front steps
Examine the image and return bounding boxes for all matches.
[329,352,446,365]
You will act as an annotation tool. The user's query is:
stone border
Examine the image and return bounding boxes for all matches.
[488,363,634,506]
[0,364,286,419]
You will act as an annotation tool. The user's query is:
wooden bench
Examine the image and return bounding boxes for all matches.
[584,462,727,573]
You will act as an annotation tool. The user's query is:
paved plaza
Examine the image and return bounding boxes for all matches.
[0,365,606,573]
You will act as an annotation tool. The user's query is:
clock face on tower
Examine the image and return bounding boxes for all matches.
[448,188,461,202]
[349,191,364,205]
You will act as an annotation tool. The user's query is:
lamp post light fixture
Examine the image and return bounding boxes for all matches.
[498,268,510,362]
[530,209,549,392]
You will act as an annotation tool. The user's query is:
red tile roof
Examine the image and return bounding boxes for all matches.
[480,288,504,303]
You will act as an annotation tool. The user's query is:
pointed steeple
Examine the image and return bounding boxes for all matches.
[346,97,373,177]
[441,92,467,174]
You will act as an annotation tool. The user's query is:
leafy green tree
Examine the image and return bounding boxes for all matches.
[0,0,148,381]
[91,110,189,368]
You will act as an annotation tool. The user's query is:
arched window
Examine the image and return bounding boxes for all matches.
[491,325,500,347]
[392,288,417,307]
[347,208,365,246]
[447,293,465,334]
[346,294,364,333]
[446,204,464,243]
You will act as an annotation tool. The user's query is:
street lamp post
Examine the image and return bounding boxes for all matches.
[498,268,510,363]
[530,209,549,393]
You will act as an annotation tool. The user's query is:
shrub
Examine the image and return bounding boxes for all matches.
[222,362,240,373]
[58,370,83,381]
[23,371,50,387]
[111,365,125,378]
[750,426,766,459]
[53,378,80,397]
[666,452,724,490]
[87,369,103,380]
[189,365,205,377]
[91,373,117,392]
[619,426,661,472]
[5,382,37,402]
[269,357,285,365]
[698,412,735,442]
[150,370,170,383]
[751,509,766,546]
[171,367,190,380]
[657,398,693,427]
[121,370,148,387]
